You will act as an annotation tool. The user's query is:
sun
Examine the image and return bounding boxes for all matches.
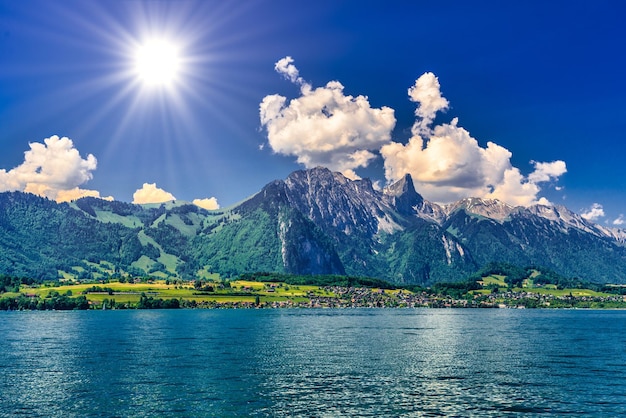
[133,39,181,87]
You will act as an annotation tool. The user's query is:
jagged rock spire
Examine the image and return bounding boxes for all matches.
[383,174,424,216]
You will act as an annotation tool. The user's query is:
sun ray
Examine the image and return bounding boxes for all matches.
[6,0,270,202]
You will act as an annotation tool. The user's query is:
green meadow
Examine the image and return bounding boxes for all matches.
[19,279,337,308]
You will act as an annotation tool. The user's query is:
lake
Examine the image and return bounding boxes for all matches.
[1,308,625,416]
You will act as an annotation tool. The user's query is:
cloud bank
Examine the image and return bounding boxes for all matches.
[0,135,109,202]
[260,56,396,179]
[380,72,567,206]
[132,183,176,204]
[261,60,566,206]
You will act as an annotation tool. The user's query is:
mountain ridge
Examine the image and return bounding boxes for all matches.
[1,167,625,284]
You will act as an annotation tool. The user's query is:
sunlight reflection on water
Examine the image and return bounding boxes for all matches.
[1,309,625,416]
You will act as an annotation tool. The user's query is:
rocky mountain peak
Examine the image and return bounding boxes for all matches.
[280,167,385,237]
[446,197,515,222]
[604,227,626,244]
[286,166,344,187]
[524,203,613,238]
[383,173,416,196]
[383,174,425,217]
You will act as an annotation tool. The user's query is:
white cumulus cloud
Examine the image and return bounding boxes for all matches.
[528,160,568,183]
[55,188,113,203]
[0,135,106,202]
[613,214,625,226]
[381,73,567,206]
[408,72,449,135]
[275,56,304,85]
[260,57,396,179]
[133,183,176,204]
[580,203,605,221]
[193,197,220,210]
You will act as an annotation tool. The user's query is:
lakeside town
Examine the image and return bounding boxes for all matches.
[210,286,626,310]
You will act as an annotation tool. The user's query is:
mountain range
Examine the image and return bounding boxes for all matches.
[1,166,626,285]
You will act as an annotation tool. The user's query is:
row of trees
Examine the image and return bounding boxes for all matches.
[0,275,36,293]
[239,272,398,289]
[136,293,181,309]
[0,292,89,310]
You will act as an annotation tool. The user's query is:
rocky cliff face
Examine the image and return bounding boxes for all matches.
[225,167,474,283]
[283,168,397,236]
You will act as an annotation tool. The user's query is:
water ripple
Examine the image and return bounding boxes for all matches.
[1,309,626,416]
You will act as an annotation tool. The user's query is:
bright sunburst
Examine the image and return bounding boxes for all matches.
[133,39,181,87]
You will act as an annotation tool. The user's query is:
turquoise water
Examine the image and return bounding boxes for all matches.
[1,309,625,416]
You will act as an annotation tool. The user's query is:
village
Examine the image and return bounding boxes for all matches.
[183,285,626,310]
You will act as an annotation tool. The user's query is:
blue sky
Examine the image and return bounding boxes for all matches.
[0,0,625,224]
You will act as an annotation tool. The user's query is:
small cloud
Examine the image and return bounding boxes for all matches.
[0,135,101,202]
[260,56,396,178]
[580,203,605,222]
[193,197,220,210]
[528,160,567,183]
[408,72,449,134]
[274,56,304,85]
[132,183,175,204]
[536,197,551,206]
[55,187,113,202]
[613,214,624,226]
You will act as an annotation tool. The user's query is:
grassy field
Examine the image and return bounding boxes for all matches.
[473,272,615,298]
[514,287,612,298]
[472,286,614,298]
[20,279,334,307]
[478,275,507,287]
